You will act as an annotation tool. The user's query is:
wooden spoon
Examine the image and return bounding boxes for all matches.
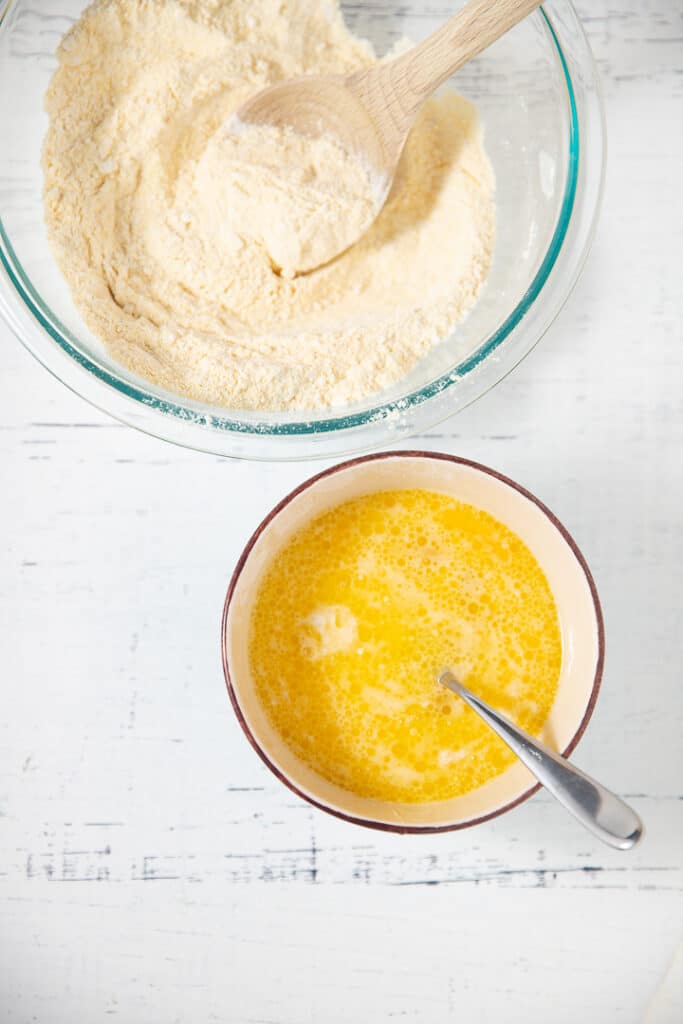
[237,0,542,268]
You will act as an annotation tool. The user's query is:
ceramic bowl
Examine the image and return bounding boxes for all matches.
[221,451,604,831]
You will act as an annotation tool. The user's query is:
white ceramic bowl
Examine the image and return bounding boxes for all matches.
[222,452,604,832]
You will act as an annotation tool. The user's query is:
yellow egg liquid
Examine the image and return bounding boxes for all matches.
[249,489,562,803]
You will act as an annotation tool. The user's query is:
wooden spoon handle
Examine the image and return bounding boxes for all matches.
[396,0,542,105]
[350,0,541,161]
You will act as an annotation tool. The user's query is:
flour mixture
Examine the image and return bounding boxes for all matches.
[216,120,383,278]
[43,0,496,412]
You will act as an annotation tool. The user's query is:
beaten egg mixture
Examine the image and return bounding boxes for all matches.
[249,489,562,803]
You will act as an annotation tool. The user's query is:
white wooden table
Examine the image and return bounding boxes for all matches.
[1,3,682,1020]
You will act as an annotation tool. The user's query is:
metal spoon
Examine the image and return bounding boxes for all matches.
[439,670,643,850]
[237,0,541,271]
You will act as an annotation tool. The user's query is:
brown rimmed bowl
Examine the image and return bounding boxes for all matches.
[221,452,604,833]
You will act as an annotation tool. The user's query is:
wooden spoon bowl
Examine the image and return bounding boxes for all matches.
[238,0,542,265]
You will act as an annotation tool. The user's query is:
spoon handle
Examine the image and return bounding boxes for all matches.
[439,671,643,850]
[393,0,542,110]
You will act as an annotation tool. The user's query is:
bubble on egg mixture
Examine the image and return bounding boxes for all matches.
[301,605,358,660]
[248,489,562,804]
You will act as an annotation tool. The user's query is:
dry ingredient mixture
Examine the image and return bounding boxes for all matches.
[216,119,383,277]
[43,0,496,412]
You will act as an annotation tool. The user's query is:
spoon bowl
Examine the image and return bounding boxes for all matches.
[440,671,643,850]
[238,0,542,269]
[238,75,392,199]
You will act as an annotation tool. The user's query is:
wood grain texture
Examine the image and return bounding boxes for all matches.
[244,0,543,203]
[1,1,682,1021]
[352,0,542,143]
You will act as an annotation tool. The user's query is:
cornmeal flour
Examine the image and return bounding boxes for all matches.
[43,0,495,412]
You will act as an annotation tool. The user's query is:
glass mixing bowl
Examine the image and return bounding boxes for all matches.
[0,0,604,461]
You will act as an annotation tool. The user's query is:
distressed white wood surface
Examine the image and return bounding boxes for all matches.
[1,2,682,1021]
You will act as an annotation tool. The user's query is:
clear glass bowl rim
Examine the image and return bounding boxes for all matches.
[0,1,605,458]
